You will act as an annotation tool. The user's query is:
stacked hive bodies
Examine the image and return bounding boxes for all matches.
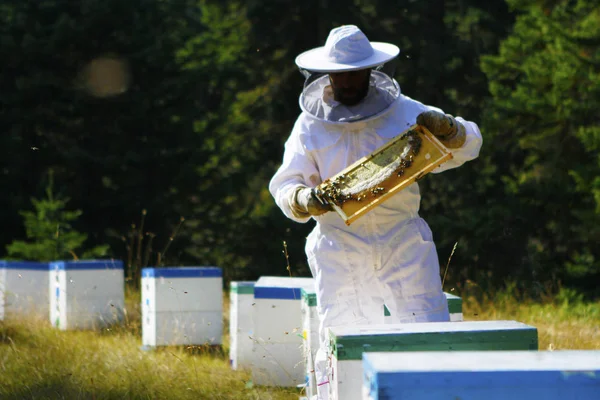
[328,320,539,400]
[0,261,49,320]
[229,281,255,369]
[49,260,124,330]
[142,267,223,347]
[251,276,315,387]
[362,350,600,400]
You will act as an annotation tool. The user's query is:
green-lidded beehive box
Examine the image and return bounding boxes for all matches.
[328,320,538,400]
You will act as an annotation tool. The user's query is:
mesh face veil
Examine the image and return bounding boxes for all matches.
[298,65,400,124]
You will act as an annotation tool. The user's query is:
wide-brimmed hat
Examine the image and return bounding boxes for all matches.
[295,25,400,73]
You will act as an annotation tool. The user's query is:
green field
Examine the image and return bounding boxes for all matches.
[1,288,598,400]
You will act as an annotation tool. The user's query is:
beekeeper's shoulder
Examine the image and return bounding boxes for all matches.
[397,94,444,119]
[293,111,343,152]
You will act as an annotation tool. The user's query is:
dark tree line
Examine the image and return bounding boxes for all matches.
[1,0,598,296]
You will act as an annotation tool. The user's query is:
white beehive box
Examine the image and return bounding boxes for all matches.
[251,276,315,387]
[383,292,463,322]
[49,259,124,330]
[142,267,223,347]
[328,320,538,400]
[229,281,255,370]
[0,260,49,320]
[363,350,600,400]
[301,286,319,398]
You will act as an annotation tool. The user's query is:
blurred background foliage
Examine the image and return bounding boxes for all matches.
[1,0,598,297]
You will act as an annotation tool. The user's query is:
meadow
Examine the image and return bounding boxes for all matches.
[1,286,598,400]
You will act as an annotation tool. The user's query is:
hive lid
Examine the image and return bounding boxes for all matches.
[364,350,600,373]
[51,260,123,270]
[444,292,461,300]
[230,281,255,294]
[363,350,600,395]
[254,276,314,300]
[330,321,539,360]
[301,287,317,306]
[141,266,222,278]
[444,292,462,314]
[0,260,49,270]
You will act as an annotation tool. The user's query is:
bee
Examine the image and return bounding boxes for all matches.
[370,187,385,196]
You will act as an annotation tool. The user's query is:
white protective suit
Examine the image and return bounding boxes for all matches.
[269,71,482,399]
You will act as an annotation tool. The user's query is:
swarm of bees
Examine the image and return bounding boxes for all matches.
[316,129,423,206]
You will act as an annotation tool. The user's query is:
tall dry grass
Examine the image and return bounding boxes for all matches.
[0,288,298,400]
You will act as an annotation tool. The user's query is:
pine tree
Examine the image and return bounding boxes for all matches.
[0,0,203,261]
[480,0,600,292]
[6,171,109,262]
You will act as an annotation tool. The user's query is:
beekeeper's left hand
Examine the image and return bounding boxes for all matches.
[417,110,466,149]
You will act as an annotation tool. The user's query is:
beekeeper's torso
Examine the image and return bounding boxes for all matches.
[270,71,482,299]
[270,71,439,232]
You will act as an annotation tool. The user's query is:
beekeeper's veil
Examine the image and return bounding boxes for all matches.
[295,25,401,124]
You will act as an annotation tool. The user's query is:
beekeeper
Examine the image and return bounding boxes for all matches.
[269,25,482,399]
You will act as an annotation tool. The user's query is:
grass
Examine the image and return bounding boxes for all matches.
[0,289,299,400]
[462,285,600,350]
[1,286,598,400]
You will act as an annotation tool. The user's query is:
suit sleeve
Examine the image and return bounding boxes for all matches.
[407,98,483,173]
[269,119,321,223]
[430,116,483,174]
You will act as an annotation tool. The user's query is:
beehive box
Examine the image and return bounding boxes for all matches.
[444,292,463,321]
[362,350,600,400]
[328,320,538,400]
[251,276,315,387]
[0,260,49,320]
[141,267,223,347]
[229,281,255,370]
[300,289,464,397]
[49,260,124,330]
[301,286,319,398]
[314,124,452,225]
[383,292,463,322]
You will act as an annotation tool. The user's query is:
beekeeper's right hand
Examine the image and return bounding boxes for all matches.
[289,186,332,218]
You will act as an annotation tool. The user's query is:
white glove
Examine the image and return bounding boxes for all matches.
[289,186,332,218]
[417,110,466,149]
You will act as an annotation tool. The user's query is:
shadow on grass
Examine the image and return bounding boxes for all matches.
[1,380,131,400]
[0,318,53,346]
[0,324,19,345]
[2,378,304,400]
